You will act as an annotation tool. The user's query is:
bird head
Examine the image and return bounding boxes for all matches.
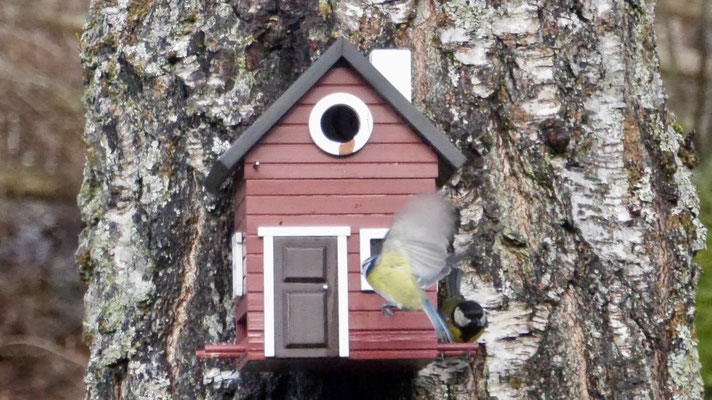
[361,255,380,279]
[452,301,487,329]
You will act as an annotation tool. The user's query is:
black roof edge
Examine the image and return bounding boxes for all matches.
[205,38,347,194]
[205,37,465,194]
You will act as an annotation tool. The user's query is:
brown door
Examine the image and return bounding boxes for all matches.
[273,236,338,357]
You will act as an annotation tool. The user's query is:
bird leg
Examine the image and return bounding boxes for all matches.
[381,304,397,317]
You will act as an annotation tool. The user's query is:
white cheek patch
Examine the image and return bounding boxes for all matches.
[453,307,471,327]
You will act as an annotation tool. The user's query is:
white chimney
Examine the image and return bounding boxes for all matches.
[368,49,412,102]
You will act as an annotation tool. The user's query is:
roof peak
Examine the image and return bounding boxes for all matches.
[205,37,465,194]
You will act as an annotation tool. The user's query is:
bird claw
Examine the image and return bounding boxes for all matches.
[381,304,396,317]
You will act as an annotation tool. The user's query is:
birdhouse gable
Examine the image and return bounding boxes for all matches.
[241,66,440,182]
[205,37,465,194]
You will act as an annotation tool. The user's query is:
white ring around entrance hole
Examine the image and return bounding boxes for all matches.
[308,93,374,156]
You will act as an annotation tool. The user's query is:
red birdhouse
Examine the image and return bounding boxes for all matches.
[197,38,476,370]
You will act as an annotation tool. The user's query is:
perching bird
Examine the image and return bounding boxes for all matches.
[440,268,487,342]
[361,193,456,343]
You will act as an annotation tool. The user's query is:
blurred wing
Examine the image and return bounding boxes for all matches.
[382,193,455,288]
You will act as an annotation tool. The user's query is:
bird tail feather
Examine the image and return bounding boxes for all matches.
[422,297,454,343]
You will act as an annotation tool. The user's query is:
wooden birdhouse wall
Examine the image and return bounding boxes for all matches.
[232,65,443,364]
[197,38,474,369]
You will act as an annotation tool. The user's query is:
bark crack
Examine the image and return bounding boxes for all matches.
[562,288,591,400]
[166,199,203,385]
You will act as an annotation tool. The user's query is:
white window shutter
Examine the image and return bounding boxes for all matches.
[232,232,245,297]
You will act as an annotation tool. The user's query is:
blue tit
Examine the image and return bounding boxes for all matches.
[441,268,487,342]
[361,193,456,343]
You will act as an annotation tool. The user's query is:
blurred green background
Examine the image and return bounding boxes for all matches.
[697,159,712,391]
[657,0,712,395]
[0,0,710,399]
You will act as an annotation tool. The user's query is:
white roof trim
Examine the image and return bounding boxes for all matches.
[232,232,245,298]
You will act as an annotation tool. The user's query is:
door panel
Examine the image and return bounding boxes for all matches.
[284,292,327,347]
[281,245,327,282]
[274,236,338,357]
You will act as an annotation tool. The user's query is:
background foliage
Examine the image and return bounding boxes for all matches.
[0,1,88,399]
[655,0,712,396]
[695,158,712,393]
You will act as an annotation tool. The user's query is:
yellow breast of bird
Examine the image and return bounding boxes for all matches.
[446,321,465,342]
[366,253,423,311]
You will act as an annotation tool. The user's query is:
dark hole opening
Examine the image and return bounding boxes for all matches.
[320,104,359,143]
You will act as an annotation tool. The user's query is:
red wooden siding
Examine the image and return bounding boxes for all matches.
[245,143,436,164]
[241,65,441,358]
[319,67,365,85]
[245,179,433,196]
[244,272,437,297]
[244,287,437,312]
[260,124,422,144]
[244,300,436,333]
[245,215,395,236]
[243,163,437,180]
[233,180,246,229]
[245,195,411,215]
[281,104,401,125]
[300,85,383,104]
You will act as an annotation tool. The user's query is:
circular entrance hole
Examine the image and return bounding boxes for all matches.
[308,93,373,156]
[320,104,360,143]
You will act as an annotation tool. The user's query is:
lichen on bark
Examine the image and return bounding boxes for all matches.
[78,0,705,398]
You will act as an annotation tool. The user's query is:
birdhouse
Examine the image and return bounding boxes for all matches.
[197,38,476,370]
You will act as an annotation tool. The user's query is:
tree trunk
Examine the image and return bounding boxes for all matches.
[78,0,706,399]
